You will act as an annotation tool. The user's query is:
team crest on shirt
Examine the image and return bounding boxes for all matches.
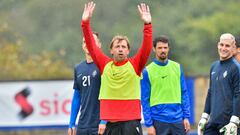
[223,70,228,78]
[92,70,97,77]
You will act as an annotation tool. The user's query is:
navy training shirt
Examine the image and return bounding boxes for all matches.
[73,61,101,129]
[204,57,240,125]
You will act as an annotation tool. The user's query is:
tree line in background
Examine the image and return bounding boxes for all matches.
[0,0,240,80]
[0,23,72,80]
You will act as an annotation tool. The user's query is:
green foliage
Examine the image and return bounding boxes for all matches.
[0,0,240,77]
[0,23,72,80]
[170,1,240,75]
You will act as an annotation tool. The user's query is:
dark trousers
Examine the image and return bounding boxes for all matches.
[204,122,240,135]
[153,120,186,135]
[76,127,98,135]
[103,120,143,135]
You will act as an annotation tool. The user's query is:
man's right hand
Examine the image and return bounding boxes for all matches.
[197,118,207,135]
[82,1,96,21]
[147,126,156,135]
[68,128,76,135]
[197,113,209,135]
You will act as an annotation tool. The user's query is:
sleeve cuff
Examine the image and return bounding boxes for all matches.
[100,120,107,124]
[144,121,153,128]
[201,113,210,120]
[69,124,75,128]
[230,115,240,125]
[81,20,90,26]
[145,124,153,128]
[144,23,152,27]
[144,22,151,25]
[183,114,190,119]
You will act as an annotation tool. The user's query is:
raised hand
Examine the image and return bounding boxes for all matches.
[82,1,96,21]
[137,3,151,24]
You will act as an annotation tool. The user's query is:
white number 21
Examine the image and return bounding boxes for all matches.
[82,75,90,87]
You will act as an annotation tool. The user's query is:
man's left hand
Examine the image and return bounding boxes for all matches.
[98,124,106,135]
[219,122,237,135]
[183,118,191,133]
[137,3,151,24]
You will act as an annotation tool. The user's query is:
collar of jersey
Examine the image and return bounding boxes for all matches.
[154,59,168,66]
[113,59,128,66]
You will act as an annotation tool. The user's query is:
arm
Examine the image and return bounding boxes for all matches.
[232,64,240,118]
[130,3,152,76]
[198,66,213,135]
[230,63,240,124]
[198,91,211,135]
[68,67,81,135]
[130,24,152,76]
[141,68,153,127]
[68,89,81,135]
[141,69,156,135]
[219,65,240,134]
[180,66,191,132]
[81,2,110,73]
[180,66,190,119]
[69,67,81,128]
[198,66,214,135]
[69,90,81,128]
[218,62,240,134]
[203,67,213,114]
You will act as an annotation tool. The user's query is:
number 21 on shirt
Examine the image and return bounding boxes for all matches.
[82,75,90,86]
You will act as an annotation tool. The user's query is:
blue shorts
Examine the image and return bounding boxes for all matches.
[153,120,186,135]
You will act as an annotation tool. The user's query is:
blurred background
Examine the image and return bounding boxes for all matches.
[0,0,240,134]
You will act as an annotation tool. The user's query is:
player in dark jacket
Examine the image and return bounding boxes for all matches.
[198,33,240,135]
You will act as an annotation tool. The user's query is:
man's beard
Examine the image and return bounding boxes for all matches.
[159,53,167,60]
[159,57,167,61]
